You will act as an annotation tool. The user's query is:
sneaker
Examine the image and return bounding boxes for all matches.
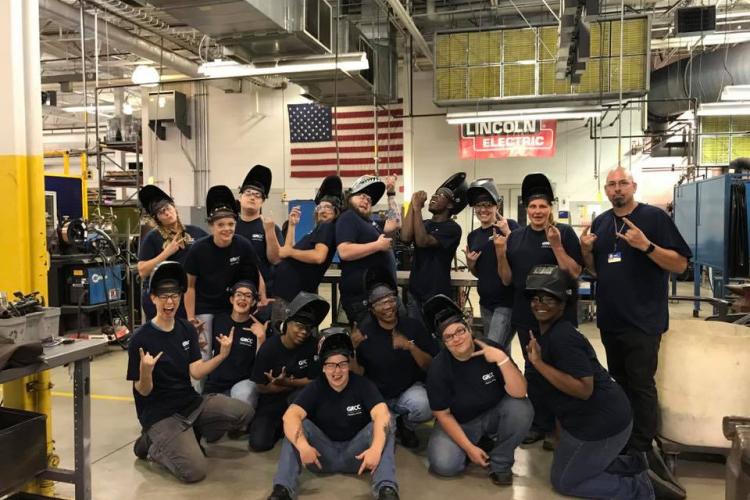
[267,484,293,500]
[395,416,419,449]
[647,470,687,500]
[489,470,513,486]
[646,447,685,494]
[377,485,400,500]
[133,432,151,460]
[522,428,545,445]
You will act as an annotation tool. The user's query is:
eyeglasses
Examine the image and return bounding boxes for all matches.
[530,295,559,306]
[442,326,469,344]
[316,203,335,212]
[605,180,632,189]
[322,360,350,371]
[372,296,397,309]
[288,321,310,334]
[157,293,180,302]
[473,202,495,210]
[241,189,264,200]
[357,193,372,203]
[233,291,255,300]
[156,205,174,216]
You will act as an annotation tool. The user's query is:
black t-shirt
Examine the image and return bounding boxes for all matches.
[236,217,284,291]
[357,316,439,399]
[335,210,397,297]
[183,235,260,315]
[274,222,336,302]
[126,319,203,430]
[591,204,692,335]
[204,313,261,394]
[467,220,520,308]
[293,373,384,442]
[409,219,462,302]
[532,319,632,440]
[138,225,208,290]
[506,223,583,330]
[251,334,320,404]
[427,339,511,424]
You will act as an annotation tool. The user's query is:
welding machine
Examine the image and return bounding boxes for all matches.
[66,264,124,305]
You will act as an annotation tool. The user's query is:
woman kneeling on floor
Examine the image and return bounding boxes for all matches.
[524,264,656,499]
[127,261,253,483]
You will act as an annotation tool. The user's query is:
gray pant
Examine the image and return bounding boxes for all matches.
[479,305,514,351]
[145,394,253,483]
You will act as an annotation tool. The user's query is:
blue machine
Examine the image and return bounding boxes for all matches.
[66,264,124,305]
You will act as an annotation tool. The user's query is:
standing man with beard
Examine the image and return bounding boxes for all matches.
[401,173,467,325]
[581,167,690,496]
[336,175,399,324]
[236,164,284,298]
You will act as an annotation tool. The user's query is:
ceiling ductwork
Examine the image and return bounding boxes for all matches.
[147,0,333,63]
[648,42,750,120]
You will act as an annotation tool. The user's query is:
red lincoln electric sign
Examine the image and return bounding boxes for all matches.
[459,119,557,159]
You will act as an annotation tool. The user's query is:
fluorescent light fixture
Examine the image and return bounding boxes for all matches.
[198,52,368,78]
[123,102,134,115]
[446,106,605,124]
[62,105,116,113]
[131,64,160,87]
[721,85,750,101]
[697,101,750,116]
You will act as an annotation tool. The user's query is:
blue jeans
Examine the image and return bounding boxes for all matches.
[551,421,654,499]
[405,292,428,331]
[427,396,533,476]
[273,419,398,498]
[385,382,432,431]
[229,379,259,409]
[479,305,513,351]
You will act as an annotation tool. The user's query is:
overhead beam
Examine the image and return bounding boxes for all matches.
[383,0,434,65]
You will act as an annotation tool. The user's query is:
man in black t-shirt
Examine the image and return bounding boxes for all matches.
[235,164,284,295]
[248,292,329,452]
[422,295,532,487]
[401,173,466,326]
[268,328,399,500]
[350,268,439,449]
[336,175,399,324]
[204,280,269,410]
[127,262,252,483]
[465,178,519,350]
[582,167,691,495]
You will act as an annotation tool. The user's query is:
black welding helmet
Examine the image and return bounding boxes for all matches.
[364,266,397,305]
[422,294,465,335]
[349,175,386,206]
[138,185,174,218]
[240,164,272,198]
[524,265,573,302]
[521,173,554,205]
[206,185,238,222]
[467,178,500,207]
[315,175,343,211]
[285,292,330,330]
[317,326,354,362]
[148,261,187,295]
[436,172,469,215]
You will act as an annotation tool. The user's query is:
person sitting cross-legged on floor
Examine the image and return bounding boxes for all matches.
[268,327,399,500]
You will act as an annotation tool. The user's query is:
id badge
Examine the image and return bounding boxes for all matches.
[608,252,622,264]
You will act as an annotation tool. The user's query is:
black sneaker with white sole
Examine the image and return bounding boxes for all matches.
[133,432,151,460]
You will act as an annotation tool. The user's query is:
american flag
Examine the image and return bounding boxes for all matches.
[288,101,404,178]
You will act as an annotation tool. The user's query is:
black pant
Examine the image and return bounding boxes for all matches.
[516,327,555,434]
[248,390,299,452]
[340,292,369,326]
[600,329,662,452]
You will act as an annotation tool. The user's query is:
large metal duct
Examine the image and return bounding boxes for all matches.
[39,0,201,78]
[648,43,750,120]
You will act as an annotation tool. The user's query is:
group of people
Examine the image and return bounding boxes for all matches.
[127,164,692,500]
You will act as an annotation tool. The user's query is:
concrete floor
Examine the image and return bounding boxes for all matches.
[8,282,728,499]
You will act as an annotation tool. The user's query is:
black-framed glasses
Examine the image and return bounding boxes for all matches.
[474,202,494,210]
[530,295,559,306]
[322,360,350,371]
[157,293,180,302]
[288,321,311,333]
[372,296,397,309]
[442,326,468,344]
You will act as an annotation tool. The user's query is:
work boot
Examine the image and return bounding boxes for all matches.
[647,470,687,500]
[267,484,292,500]
[646,446,685,495]
[377,485,400,500]
[133,432,151,460]
[489,470,513,486]
[542,434,558,451]
[395,416,419,449]
[522,428,545,445]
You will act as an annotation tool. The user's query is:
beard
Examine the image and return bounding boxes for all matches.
[352,204,371,220]
[612,196,627,208]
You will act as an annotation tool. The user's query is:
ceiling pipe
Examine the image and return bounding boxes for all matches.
[39,0,201,78]
[384,0,434,64]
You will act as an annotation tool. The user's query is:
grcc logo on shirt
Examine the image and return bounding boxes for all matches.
[182,340,190,351]
[482,372,496,384]
[346,404,363,417]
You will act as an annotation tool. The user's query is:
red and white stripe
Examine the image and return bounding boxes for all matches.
[290,102,404,178]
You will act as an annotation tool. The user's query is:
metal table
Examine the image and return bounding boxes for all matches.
[322,269,478,317]
[0,338,110,500]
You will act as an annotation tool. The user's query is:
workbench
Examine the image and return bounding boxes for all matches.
[0,338,109,500]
